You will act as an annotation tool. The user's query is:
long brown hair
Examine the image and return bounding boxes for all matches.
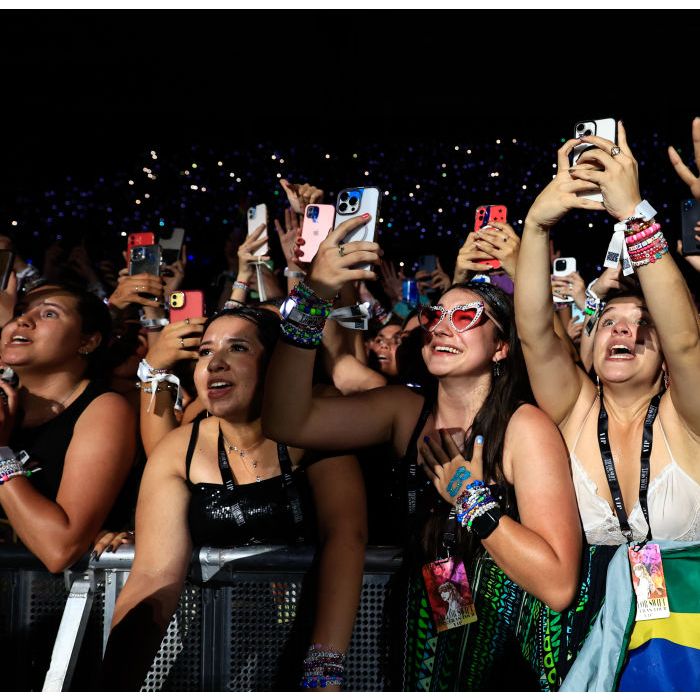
[421,282,534,559]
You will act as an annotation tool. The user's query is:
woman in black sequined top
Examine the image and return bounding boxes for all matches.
[101,307,367,690]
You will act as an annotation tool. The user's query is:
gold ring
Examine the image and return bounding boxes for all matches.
[185,317,190,325]
[338,245,345,257]
[179,337,184,348]
[610,146,622,157]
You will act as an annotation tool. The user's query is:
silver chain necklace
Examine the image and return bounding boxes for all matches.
[221,429,262,483]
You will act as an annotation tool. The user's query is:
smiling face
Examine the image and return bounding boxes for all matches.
[368,323,402,377]
[592,296,663,388]
[194,315,267,419]
[420,288,507,379]
[0,286,98,371]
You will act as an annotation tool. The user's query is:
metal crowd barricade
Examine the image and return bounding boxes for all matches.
[0,543,405,691]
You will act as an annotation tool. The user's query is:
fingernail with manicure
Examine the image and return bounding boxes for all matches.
[475,435,484,445]
[362,213,371,220]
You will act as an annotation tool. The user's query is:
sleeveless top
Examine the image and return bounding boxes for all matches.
[571,398,700,545]
[400,392,518,554]
[185,419,312,548]
[2,380,137,530]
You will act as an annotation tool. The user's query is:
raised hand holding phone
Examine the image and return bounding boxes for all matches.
[568,122,641,221]
[473,222,521,280]
[306,214,382,300]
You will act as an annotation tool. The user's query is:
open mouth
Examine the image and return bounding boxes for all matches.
[8,335,32,345]
[207,379,234,396]
[607,344,634,359]
[432,345,462,355]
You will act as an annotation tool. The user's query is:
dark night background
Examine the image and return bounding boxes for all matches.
[1,9,698,287]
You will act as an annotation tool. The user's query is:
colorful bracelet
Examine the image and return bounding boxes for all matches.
[626,230,665,252]
[301,644,345,689]
[625,221,661,245]
[232,280,249,291]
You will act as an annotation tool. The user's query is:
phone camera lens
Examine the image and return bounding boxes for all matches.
[339,192,348,202]
[584,129,592,136]
[576,123,585,132]
[349,196,358,206]
[338,202,347,212]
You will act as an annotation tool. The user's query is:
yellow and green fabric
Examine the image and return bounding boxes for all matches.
[561,540,700,692]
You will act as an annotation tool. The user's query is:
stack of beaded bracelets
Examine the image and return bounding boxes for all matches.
[455,480,499,533]
[300,643,345,689]
[624,219,668,269]
[280,281,333,349]
[0,456,41,484]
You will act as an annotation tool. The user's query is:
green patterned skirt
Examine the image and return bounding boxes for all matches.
[401,544,616,691]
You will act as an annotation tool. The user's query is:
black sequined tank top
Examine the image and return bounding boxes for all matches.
[185,419,312,548]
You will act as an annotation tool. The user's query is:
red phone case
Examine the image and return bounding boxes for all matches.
[474,205,508,269]
[169,290,205,323]
[127,232,156,262]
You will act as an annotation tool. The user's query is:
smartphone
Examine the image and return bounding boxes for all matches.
[0,365,18,405]
[128,244,161,276]
[127,232,156,262]
[247,204,268,257]
[552,257,577,303]
[570,118,617,202]
[474,204,508,269]
[334,187,382,269]
[0,250,15,291]
[160,227,186,266]
[299,204,335,263]
[681,199,700,256]
[169,290,205,323]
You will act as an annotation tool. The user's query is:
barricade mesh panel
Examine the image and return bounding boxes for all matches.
[141,582,202,691]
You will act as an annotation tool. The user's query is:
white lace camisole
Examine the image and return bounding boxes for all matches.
[570,400,700,546]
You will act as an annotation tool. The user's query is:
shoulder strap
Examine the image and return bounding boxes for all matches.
[185,417,202,483]
[405,394,434,520]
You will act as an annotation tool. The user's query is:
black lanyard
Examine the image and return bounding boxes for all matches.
[217,427,305,542]
[597,388,664,544]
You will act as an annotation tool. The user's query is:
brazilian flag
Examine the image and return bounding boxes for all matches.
[561,540,700,691]
[618,543,700,691]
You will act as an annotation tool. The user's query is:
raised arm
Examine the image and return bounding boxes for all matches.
[516,140,604,424]
[100,428,193,690]
[138,317,205,456]
[0,392,135,572]
[263,215,405,451]
[572,122,700,435]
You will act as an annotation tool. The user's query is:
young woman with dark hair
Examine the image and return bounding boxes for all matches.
[516,122,700,689]
[100,306,367,691]
[262,217,582,691]
[0,283,136,572]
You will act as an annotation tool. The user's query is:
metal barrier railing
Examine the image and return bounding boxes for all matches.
[0,544,405,691]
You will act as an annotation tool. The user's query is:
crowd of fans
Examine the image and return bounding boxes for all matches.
[0,117,699,691]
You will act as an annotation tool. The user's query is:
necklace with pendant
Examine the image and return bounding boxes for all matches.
[221,430,263,483]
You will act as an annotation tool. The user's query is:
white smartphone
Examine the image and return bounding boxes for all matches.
[247,204,268,256]
[334,187,381,270]
[552,257,577,303]
[570,118,617,203]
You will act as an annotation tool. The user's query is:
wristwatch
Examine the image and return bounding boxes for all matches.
[470,506,503,539]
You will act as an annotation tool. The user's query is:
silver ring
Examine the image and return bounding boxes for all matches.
[338,244,346,258]
[179,337,184,349]
[185,317,190,325]
[610,146,622,157]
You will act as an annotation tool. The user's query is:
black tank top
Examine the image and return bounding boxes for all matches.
[8,381,106,502]
[401,393,518,554]
[4,381,140,530]
[185,419,312,548]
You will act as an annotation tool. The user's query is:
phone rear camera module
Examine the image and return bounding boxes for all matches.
[555,260,566,272]
[248,208,256,219]
[307,206,319,222]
